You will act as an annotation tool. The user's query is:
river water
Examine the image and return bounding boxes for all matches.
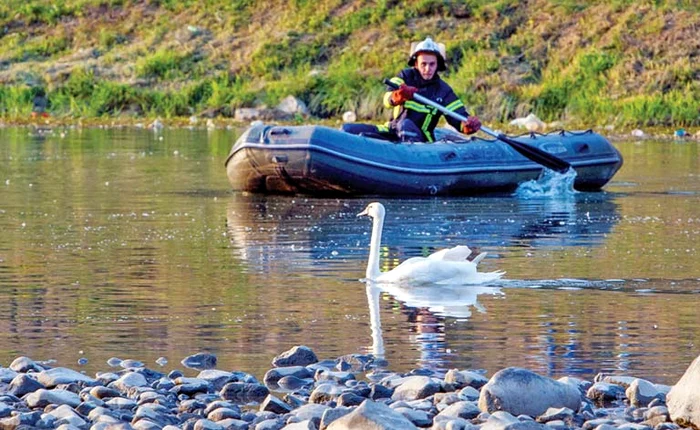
[0,126,698,385]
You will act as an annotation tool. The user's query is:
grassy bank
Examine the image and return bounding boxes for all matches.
[0,0,698,128]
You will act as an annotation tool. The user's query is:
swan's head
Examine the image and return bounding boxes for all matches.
[357,202,385,220]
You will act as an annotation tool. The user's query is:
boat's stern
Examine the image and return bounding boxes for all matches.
[226,124,353,194]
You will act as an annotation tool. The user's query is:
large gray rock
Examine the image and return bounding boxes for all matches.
[668,354,700,428]
[478,368,581,417]
[326,399,419,430]
[391,375,442,401]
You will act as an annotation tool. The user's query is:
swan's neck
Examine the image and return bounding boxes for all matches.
[366,214,383,280]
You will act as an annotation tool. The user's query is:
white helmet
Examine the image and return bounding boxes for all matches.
[408,37,447,71]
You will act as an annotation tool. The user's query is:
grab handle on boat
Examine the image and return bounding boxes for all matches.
[271,155,288,164]
[382,79,571,173]
[269,128,291,136]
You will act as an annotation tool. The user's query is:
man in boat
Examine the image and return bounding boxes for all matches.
[343,37,481,143]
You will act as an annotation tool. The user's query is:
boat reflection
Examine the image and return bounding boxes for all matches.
[225,192,621,275]
[512,193,620,248]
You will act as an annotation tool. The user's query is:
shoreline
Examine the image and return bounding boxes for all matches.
[0,346,694,430]
[1,117,698,143]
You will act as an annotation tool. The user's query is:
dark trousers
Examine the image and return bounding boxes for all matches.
[393,118,424,142]
[342,119,425,143]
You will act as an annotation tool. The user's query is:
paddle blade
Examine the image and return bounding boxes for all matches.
[497,133,571,173]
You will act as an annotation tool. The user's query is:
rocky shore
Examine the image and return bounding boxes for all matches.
[1,346,699,430]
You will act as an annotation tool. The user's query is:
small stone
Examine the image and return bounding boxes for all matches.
[9,356,44,373]
[271,345,318,367]
[111,372,148,391]
[320,406,352,429]
[37,367,96,388]
[219,382,269,404]
[208,407,241,422]
[260,394,292,414]
[445,369,489,389]
[437,401,482,421]
[107,357,123,367]
[337,391,365,407]
[0,368,18,383]
[263,366,313,386]
[587,382,626,404]
[391,375,442,401]
[342,111,357,123]
[181,352,217,370]
[326,399,418,429]
[0,402,11,419]
[120,359,144,369]
[25,389,81,408]
[9,374,45,397]
[277,375,311,391]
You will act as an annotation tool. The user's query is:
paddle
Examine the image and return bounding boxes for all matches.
[383,79,571,173]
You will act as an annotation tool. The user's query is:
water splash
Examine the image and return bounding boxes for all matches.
[514,167,578,199]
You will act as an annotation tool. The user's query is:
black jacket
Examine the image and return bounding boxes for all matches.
[384,68,470,142]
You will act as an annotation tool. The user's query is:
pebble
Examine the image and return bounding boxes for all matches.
[0,345,692,430]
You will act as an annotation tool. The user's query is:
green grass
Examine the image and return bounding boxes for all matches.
[0,0,698,127]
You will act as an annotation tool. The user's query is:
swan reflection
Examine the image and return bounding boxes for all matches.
[365,280,504,370]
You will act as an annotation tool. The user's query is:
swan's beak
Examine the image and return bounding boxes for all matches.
[357,207,369,217]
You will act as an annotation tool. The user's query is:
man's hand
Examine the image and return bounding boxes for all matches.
[461,116,481,135]
[390,84,418,105]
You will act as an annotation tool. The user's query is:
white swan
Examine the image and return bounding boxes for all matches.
[357,202,505,285]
